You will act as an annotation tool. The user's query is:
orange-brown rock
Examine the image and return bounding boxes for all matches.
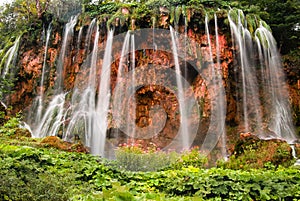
[40,136,89,153]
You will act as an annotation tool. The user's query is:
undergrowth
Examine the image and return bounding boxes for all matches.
[0,142,300,200]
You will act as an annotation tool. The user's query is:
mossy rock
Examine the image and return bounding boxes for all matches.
[223,133,295,169]
[40,136,72,151]
[12,128,32,138]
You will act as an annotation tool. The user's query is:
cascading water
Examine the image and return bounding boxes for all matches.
[0,35,21,103]
[92,29,114,156]
[254,23,297,143]
[21,7,297,160]
[170,26,191,149]
[112,31,131,139]
[229,9,297,142]
[55,15,78,93]
[228,10,263,133]
[34,24,52,124]
[30,16,78,138]
[63,18,100,146]
[199,15,227,158]
[0,36,21,78]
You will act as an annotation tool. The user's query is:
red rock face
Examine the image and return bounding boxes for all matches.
[6,16,298,150]
[5,20,232,148]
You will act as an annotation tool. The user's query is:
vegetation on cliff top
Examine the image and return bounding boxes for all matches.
[0,0,299,54]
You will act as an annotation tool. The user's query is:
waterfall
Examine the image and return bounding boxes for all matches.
[113,31,131,137]
[214,14,227,159]
[63,19,99,146]
[170,26,191,149]
[228,9,296,142]
[55,15,78,93]
[228,9,263,133]
[255,24,297,143]
[0,36,21,77]
[0,35,21,103]
[92,29,114,156]
[199,15,227,158]
[21,8,297,160]
[84,18,97,56]
[31,16,78,138]
[128,33,136,139]
[33,93,66,137]
[35,24,52,124]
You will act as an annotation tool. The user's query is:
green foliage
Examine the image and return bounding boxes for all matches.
[217,138,295,170]
[0,112,22,136]
[0,75,16,101]
[114,143,208,172]
[165,147,208,170]
[0,144,107,201]
[114,142,179,171]
[1,141,300,200]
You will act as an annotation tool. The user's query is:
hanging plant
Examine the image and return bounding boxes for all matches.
[175,6,182,25]
[169,6,175,25]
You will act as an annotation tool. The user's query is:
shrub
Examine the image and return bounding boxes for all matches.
[115,141,179,171]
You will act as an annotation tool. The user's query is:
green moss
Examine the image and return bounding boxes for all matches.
[218,136,295,170]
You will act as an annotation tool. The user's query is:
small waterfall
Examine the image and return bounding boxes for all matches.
[33,93,66,137]
[77,26,83,51]
[55,15,78,93]
[84,18,97,56]
[228,9,296,143]
[170,26,191,149]
[0,36,21,77]
[254,24,297,142]
[0,35,21,103]
[113,31,131,137]
[127,33,136,139]
[214,14,227,159]
[35,24,52,124]
[63,19,99,146]
[75,26,83,61]
[290,144,300,166]
[199,15,227,158]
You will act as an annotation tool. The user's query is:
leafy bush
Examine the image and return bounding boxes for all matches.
[0,112,22,137]
[114,142,207,172]
[114,141,178,171]
[218,135,295,170]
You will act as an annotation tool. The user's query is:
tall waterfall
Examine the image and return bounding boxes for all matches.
[55,15,78,93]
[92,29,114,156]
[170,26,191,149]
[255,23,297,143]
[63,18,100,146]
[228,9,296,142]
[228,10,263,133]
[199,15,226,158]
